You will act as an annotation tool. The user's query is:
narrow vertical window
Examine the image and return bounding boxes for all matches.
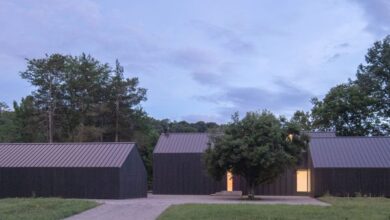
[227,171,233,192]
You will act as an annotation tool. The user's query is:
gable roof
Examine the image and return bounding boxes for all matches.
[0,143,136,168]
[310,137,390,168]
[154,133,210,153]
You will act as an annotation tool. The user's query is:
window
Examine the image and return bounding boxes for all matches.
[296,169,310,192]
[227,171,233,192]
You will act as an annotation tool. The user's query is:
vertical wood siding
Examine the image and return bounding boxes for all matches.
[0,145,148,199]
[239,169,299,196]
[0,167,120,199]
[313,168,390,197]
[153,153,225,194]
[119,146,148,198]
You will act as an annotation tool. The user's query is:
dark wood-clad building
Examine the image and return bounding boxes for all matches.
[153,133,226,194]
[153,132,390,197]
[0,143,147,199]
[309,137,390,197]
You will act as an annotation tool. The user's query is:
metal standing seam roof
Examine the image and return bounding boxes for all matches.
[310,137,390,168]
[153,133,210,153]
[0,143,136,168]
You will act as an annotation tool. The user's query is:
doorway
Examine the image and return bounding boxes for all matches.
[296,169,310,193]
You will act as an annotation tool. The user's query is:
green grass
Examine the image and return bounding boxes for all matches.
[0,198,98,220]
[158,197,390,220]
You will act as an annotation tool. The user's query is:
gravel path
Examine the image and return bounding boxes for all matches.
[66,194,329,220]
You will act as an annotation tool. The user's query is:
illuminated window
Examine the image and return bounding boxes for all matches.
[227,171,233,192]
[296,169,310,192]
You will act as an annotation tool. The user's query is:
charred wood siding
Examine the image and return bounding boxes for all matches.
[0,143,148,199]
[254,169,297,195]
[0,167,119,199]
[239,169,298,196]
[312,168,390,197]
[153,153,225,194]
[119,147,147,198]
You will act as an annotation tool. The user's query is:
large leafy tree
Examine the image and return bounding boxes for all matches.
[311,84,377,136]
[204,111,308,200]
[355,36,390,133]
[311,36,390,136]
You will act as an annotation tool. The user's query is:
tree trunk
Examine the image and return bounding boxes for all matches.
[115,99,119,142]
[248,182,255,200]
[246,177,255,200]
[48,110,53,143]
[48,73,53,143]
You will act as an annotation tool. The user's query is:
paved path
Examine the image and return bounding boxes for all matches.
[66,194,329,220]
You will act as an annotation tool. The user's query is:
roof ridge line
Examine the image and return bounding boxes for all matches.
[0,142,137,145]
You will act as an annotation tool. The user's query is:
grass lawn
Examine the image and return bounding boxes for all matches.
[0,198,98,220]
[158,197,390,220]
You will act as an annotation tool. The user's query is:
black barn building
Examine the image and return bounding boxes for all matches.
[153,132,390,197]
[310,137,390,197]
[153,133,226,194]
[0,143,147,199]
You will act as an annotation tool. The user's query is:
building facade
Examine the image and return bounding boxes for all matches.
[153,132,390,197]
[0,143,147,199]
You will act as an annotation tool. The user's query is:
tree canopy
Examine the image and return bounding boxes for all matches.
[204,111,309,199]
[0,53,222,188]
[311,35,390,136]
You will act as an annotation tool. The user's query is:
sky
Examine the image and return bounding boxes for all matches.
[0,0,389,123]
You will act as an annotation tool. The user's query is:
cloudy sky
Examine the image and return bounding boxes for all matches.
[0,0,389,123]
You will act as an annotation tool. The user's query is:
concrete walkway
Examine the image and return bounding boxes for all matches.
[66,194,329,220]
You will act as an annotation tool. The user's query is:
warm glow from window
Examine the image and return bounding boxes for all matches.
[227,171,233,192]
[288,134,293,141]
[296,169,310,192]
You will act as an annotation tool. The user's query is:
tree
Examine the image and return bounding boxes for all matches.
[0,102,18,142]
[290,110,312,131]
[20,54,68,142]
[108,60,147,142]
[0,102,8,114]
[62,53,111,141]
[204,111,308,200]
[311,84,378,136]
[13,96,46,142]
[355,35,390,134]
[311,36,390,136]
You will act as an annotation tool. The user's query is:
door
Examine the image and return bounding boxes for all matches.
[296,169,311,193]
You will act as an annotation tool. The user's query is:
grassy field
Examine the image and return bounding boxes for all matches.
[158,197,390,220]
[0,198,98,220]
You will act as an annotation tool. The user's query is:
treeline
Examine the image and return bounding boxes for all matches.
[0,35,389,181]
[0,54,220,185]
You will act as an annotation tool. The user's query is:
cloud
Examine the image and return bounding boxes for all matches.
[352,0,390,36]
[197,80,313,119]
[181,114,224,123]
[191,71,223,86]
[337,43,350,48]
[192,20,256,55]
[327,53,341,62]
[169,48,218,69]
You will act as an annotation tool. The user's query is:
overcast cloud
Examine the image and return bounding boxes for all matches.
[0,0,389,123]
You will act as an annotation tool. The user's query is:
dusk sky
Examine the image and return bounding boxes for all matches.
[0,0,389,123]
